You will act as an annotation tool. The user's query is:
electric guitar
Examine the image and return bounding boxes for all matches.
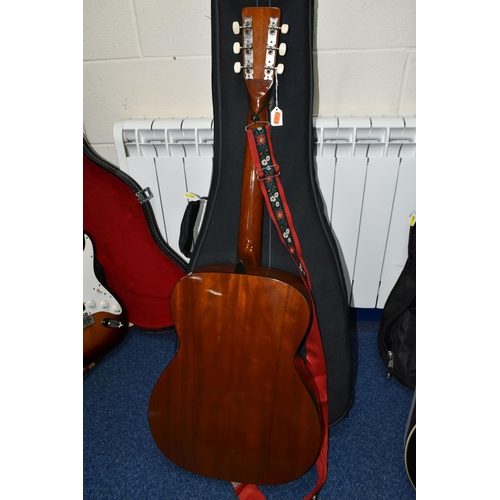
[148,7,322,485]
[83,233,128,372]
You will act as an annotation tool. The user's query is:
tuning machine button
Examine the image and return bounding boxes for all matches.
[233,19,252,35]
[264,63,284,77]
[235,62,253,77]
[281,24,289,34]
[279,43,286,56]
[233,42,241,54]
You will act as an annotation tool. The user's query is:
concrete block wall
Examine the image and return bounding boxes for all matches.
[84,0,415,164]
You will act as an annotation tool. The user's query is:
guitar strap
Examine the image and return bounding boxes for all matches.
[232,124,329,500]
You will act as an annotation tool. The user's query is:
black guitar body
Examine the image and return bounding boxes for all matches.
[404,393,416,489]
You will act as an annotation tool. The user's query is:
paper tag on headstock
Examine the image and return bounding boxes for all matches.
[271,106,283,127]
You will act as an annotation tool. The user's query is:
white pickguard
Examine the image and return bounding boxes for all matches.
[83,234,122,316]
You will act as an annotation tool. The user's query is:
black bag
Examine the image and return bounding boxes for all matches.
[378,223,416,389]
[179,199,202,258]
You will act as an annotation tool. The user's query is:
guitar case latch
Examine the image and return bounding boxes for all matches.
[135,187,154,204]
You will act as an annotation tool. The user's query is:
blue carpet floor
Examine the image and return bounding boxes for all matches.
[84,319,415,499]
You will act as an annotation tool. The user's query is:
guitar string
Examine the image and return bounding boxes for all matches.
[253,0,274,268]
[266,65,279,268]
[268,211,272,268]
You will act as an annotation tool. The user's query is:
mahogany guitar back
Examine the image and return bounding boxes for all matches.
[148,6,322,485]
[148,267,322,484]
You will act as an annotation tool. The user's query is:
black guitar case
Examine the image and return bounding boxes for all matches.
[404,392,416,489]
[188,0,352,426]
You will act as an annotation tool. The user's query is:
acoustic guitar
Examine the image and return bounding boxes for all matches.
[148,7,322,485]
[83,233,128,372]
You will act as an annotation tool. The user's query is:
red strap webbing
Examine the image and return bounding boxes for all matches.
[232,483,267,500]
[231,125,328,500]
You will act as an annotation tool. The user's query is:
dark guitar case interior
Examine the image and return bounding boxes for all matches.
[83,138,187,331]
[187,0,353,426]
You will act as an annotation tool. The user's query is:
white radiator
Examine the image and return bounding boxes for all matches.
[113,115,416,309]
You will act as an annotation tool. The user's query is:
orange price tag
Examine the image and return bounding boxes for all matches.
[270,106,283,126]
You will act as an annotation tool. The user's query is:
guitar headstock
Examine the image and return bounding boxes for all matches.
[233,7,288,108]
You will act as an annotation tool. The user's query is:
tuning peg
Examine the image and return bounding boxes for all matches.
[233,42,241,54]
[281,24,289,34]
[277,63,284,75]
[234,62,242,74]
[279,43,286,56]
[232,21,240,35]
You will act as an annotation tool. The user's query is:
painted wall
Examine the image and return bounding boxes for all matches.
[84,0,415,164]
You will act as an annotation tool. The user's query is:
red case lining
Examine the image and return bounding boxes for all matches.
[83,152,185,330]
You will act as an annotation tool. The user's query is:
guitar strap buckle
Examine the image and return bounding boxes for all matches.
[256,164,280,181]
[245,120,269,131]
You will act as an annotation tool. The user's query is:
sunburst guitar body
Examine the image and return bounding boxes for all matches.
[148,7,322,485]
[83,233,128,372]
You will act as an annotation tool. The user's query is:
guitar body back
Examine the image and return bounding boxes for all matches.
[148,269,322,485]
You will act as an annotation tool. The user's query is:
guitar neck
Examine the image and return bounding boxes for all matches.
[236,106,268,271]
[235,6,283,272]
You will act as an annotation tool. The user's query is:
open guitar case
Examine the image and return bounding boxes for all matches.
[83,138,187,331]
[185,0,353,427]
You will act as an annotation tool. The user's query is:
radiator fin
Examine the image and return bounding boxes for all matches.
[113,115,416,308]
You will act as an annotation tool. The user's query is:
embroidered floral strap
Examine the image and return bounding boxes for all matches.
[249,126,307,279]
[232,124,329,500]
